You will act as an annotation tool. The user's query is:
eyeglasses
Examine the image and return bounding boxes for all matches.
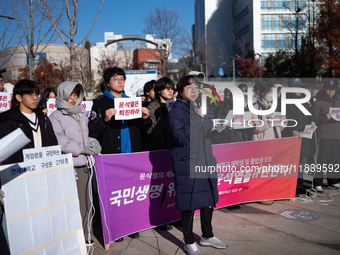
[111,78,125,83]
[25,93,39,99]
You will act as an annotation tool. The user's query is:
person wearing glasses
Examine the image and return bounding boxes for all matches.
[0,79,57,164]
[88,66,151,241]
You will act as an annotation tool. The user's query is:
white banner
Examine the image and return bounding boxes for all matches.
[0,92,11,112]
[114,97,142,120]
[0,153,86,255]
[47,99,57,116]
[329,107,340,121]
[302,125,318,139]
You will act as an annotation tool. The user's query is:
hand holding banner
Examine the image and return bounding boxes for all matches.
[302,124,317,139]
[329,107,340,121]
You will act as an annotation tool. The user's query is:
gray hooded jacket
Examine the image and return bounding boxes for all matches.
[49,81,97,166]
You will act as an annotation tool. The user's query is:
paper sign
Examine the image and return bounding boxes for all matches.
[22,145,61,162]
[302,125,318,139]
[0,128,31,163]
[225,110,253,129]
[114,97,142,120]
[47,99,57,116]
[0,153,86,255]
[329,107,340,121]
[0,92,11,112]
[81,101,93,118]
[166,99,175,111]
[271,112,286,127]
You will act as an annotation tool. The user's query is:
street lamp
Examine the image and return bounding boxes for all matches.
[230,57,235,83]
[0,15,32,80]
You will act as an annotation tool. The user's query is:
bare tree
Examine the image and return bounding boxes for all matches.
[41,0,104,81]
[0,1,23,71]
[142,7,187,76]
[12,0,63,76]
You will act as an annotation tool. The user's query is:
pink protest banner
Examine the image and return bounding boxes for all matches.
[95,137,300,246]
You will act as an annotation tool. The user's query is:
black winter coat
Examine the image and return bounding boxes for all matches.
[0,106,58,164]
[167,100,219,212]
[281,94,316,160]
[146,100,169,151]
[88,96,151,154]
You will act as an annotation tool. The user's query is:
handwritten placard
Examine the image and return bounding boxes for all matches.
[271,112,286,127]
[166,99,175,111]
[225,110,253,129]
[81,101,93,118]
[114,97,142,120]
[0,92,11,112]
[329,107,340,121]
[302,125,318,139]
[47,99,57,116]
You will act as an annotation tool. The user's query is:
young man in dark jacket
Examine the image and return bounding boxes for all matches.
[88,67,150,154]
[0,80,58,255]
[0,79,58,164]
[146,77,174,151]
[312,80,340,192]
[88,67,150,241]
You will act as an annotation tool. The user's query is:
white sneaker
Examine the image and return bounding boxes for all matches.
[200,236,227,249]
[314,185,324,193]
[183,243,202,255]
[330,183,340,189]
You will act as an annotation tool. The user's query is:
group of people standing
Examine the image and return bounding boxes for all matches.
[0,66,339,255]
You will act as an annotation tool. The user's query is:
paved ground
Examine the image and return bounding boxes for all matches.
[89,175,340,255]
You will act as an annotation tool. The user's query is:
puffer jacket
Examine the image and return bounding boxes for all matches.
[312,91,340,139]
[167,99,219,212]
[49,109,96,166]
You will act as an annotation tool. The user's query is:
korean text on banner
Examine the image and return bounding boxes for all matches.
[47,99,57,116]
[114,97,142,120]
[0,92,11,112]
[0,152,86,255]
[329,107,340,121]
[81,101,93,118]
[95,137,300,246]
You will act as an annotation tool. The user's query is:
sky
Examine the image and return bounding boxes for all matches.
[74,0,195,47]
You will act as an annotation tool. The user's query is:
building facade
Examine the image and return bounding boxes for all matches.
[194,0,318,77]
[0,44,89,81]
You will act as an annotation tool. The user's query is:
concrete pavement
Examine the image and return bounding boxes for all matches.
[89,175,340,255]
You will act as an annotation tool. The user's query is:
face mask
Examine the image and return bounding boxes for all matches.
[265,93,273,102]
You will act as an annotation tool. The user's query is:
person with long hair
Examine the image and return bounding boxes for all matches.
[38,87,56,114]
[167,75,227,255]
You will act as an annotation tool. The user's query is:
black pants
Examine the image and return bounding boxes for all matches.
[181,207,214,244]
[75,166,94,241]
[313,139,340,186]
